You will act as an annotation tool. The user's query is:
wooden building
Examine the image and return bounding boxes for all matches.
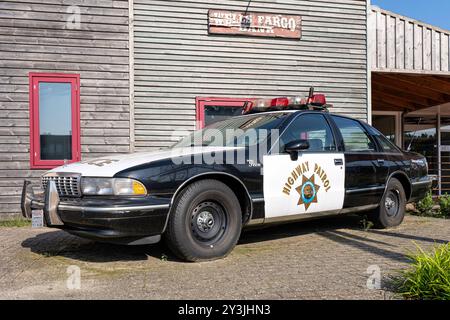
[3,1,449,216]
[0,0,131,216]
[369,6,450,195]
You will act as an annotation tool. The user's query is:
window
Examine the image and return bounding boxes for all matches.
[332,116,375,152]
[280,114,336,152]
[372,115,396,143]
[196,97,253,128]
[367,126,401,153]
[372,112,402,147]
[29,73,81,169]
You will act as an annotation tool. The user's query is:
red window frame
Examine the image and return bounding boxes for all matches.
[195,97,255,129]
[29,73,81,169]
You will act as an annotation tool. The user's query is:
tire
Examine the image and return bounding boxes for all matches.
[369,178,406,229]
[165,179,242,262]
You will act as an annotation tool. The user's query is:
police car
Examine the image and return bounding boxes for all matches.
[21,89,432,262]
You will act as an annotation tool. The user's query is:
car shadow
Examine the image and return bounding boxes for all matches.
[366,229,448,245]
[21,231,179,263]
[21,215,364,264]
[22,214,444,264]
[239,214,363,244]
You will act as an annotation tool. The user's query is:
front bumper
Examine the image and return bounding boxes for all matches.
[21,180,170,244]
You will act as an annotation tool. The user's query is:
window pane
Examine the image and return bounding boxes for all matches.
[204,105,243,126]
[332,116,375,152]
[280,114,336,152]
[367,126,400,153]
[372,115,396,143]
[404,116,437,177]
[376,134,399,152]
[39,82,72,160]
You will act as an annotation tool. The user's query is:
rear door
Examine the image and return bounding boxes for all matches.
[330,116,386,208]
[263,113,346,219]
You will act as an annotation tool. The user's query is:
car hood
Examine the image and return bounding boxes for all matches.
[45,146,243,177]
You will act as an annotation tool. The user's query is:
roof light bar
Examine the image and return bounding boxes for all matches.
[242,87,332,115]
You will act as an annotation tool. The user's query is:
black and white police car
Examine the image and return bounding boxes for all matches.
[21,90,432,261]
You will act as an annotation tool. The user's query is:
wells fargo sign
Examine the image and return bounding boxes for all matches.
[208,10,302,39]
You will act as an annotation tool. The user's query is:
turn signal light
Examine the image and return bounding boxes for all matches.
[132,180,147,195]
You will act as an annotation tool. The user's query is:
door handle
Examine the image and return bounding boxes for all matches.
[377,159,385,165]
[334,159,343,166]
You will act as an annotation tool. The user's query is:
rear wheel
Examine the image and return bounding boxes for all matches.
[165,179,242,262]
[369,178,406,229]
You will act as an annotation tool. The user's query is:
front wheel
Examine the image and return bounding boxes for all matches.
[165,179,242,262]
[369,178,406,229]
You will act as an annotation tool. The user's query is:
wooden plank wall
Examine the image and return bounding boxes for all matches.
[133,0,369,151]
[0,0,130,216]
[370,6,450,73]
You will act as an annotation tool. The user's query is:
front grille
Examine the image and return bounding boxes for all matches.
[42,174,82,197]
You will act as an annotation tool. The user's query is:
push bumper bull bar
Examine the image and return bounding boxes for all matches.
[21,180,63,226]
[21,180,171,239]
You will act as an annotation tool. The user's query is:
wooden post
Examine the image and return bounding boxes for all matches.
[129,0,135,153]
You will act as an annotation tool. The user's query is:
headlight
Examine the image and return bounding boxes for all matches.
[81,178,147,196]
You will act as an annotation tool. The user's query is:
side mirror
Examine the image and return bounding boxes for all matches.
[284,139,309,161]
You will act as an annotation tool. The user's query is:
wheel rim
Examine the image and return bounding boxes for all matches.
[385,190,400,217]
[190,201,227,245]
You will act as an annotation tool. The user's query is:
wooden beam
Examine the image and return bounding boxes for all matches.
[372,83,439,107]
[372,89,424,110]
[372,81,445,107]
[428,75,450,90]
[372,97,416,112]
[398,75,450,95]
[373,73,450,102]
[129,0,135,153]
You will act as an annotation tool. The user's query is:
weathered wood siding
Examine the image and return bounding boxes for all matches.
[0,0,130,216]
[370,6,450,73]
[133,0,369,151]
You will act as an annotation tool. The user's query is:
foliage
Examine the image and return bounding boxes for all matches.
[394,243,450,300]
[0,218,30,228]
[438,194,450,218]
[415,191,436,217]
[359,215,374,231]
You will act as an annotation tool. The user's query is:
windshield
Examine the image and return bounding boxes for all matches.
[172,113,290,148]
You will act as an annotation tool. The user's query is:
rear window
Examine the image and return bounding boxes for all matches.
[332,116,376,152]
[367,126,401,153]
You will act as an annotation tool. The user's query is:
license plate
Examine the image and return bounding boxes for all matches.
[31,210,44,228]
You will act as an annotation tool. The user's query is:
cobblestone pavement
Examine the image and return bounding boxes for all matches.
[0,215,449,300]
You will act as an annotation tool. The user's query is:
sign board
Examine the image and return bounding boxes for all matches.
[208,10,302,39]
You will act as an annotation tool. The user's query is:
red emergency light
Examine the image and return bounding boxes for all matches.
[309,94,327,106]
[242,87,332,115]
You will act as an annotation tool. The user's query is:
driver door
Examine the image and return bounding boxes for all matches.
[263,113,346,219]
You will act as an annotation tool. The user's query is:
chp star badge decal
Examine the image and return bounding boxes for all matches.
[296,174,320,210]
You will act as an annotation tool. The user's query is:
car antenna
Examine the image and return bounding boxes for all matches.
[244,0,252,15]
[407,117,422,152]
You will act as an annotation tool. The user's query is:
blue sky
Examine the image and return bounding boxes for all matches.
[372,0,450,31]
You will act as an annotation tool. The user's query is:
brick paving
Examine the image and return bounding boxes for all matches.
[0,215,449,299]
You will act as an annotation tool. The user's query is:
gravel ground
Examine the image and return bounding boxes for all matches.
[0,214,449,300]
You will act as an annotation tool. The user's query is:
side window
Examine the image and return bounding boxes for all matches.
[332,116,376,152]
[280,114,336,152]
[367,126,401,153]
[377,135,400,152]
